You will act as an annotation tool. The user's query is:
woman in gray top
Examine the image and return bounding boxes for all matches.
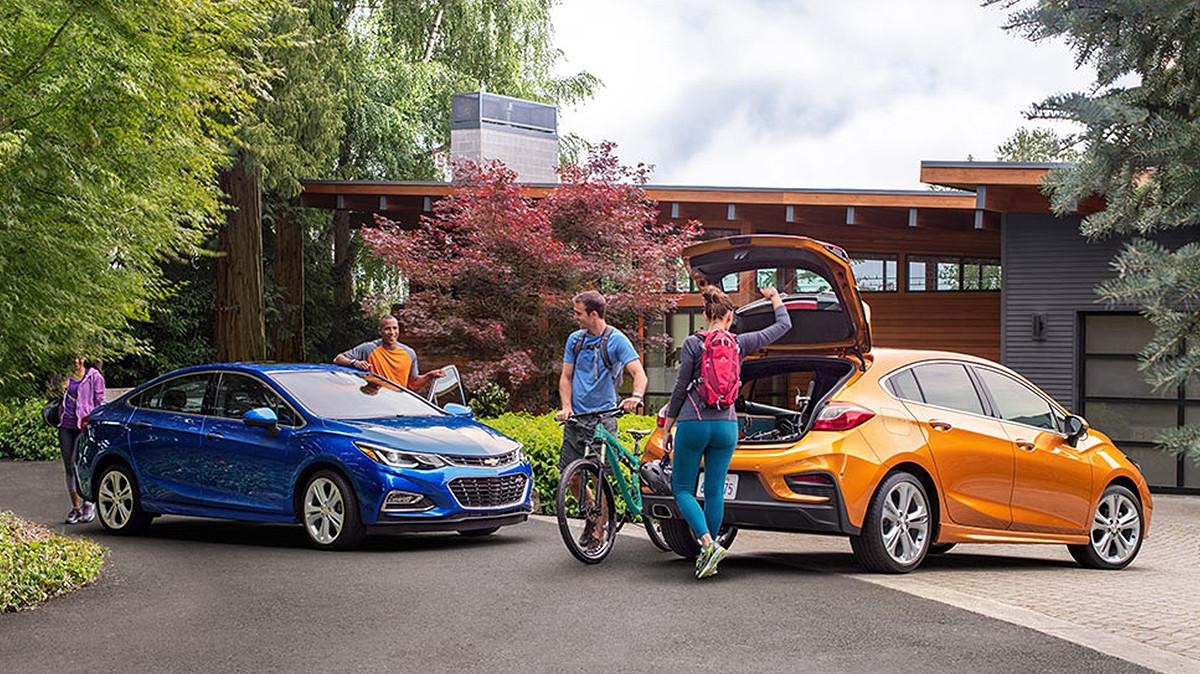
[662,285,791,578]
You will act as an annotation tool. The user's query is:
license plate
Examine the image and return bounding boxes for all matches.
[696,473,738,500]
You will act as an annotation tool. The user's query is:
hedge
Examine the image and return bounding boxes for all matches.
[483,411,658,513]
[0,511,106,612]
[0,398,59,461]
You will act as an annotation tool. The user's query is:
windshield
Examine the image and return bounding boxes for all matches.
[272,370,443,420]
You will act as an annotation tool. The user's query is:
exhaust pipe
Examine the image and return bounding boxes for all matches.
[651,504,673,519]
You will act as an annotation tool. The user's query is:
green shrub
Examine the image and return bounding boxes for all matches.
[0,511,106,612]
[0,398,59,461]
[469,381,511,418]
[483,411,657,514]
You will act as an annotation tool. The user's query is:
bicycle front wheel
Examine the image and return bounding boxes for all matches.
[556,459,617,564]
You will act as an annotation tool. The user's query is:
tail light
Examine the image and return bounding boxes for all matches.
[783,300,818,311]
[811,402,874,431]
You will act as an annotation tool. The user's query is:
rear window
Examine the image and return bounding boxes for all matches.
[886,369,924,402]
[911,363,985,416]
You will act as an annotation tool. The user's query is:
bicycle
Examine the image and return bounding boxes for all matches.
[555,408,670,563]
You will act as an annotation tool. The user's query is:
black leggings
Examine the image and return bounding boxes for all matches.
[57,427,81,497]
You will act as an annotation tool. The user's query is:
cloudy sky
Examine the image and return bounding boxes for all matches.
[550,0,1094,189]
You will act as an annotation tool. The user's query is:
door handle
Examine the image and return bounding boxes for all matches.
[1016,440,1035,452]
[132,421,152,428]
[928,420,953,432]
[205,432,223,441]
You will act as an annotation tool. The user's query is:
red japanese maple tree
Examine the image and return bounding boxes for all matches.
[362,144,700,408]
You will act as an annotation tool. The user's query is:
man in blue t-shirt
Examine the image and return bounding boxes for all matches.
[555,290,648,473]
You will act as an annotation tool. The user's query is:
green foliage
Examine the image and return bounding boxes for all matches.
[0,0,270,395]
[0,399,58,461]
[996,0,1200,459]
[469,381,511,418]
[482,411,657,513]
[995,127,1080,162]
[0,511,105,612]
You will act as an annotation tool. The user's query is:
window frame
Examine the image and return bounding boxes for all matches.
[848,252,899,293]
[971,365,1063,434]
[906,255,1001,293]
[211,372,306,428]
[128,371,218,417]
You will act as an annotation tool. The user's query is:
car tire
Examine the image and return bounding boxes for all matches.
[644,517,672,552]
[1067,484,1143,570]
[300,470,365,550]
[95,462,152,536]
[927,543,956,555]
[658,517,738,561]
[850,471,932,574]
[458,527,500,537]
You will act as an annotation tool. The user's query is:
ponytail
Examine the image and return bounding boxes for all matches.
[701,285,736,322]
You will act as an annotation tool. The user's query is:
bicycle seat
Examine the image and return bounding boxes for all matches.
[627,428,653,440]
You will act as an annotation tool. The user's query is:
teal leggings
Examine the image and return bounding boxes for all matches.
[670,420,738,540]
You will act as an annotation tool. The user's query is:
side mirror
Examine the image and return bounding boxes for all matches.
[443,403,475,419]
[243,407,279,433]
[1064,414,1088,447]
[428,364,468,408]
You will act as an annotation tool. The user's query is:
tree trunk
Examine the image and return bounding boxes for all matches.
[331,209,354,349]
[215,157,266,362]
[272,207,305,361]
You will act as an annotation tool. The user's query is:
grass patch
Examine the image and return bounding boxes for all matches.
[0,511,106,612]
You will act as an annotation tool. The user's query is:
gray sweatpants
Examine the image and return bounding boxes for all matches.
[57,427,81,496]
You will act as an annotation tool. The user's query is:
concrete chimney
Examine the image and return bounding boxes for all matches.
[450,92,559,183]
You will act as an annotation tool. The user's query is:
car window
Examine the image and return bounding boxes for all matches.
[133,374,211,414]
[911,363,985,415]
[976,368,1057,431]
[214,373,300,426]
[272,370,443,419]
[886,369,924,402]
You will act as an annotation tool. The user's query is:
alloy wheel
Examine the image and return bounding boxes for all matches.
[880,480,929,565]
[98,469,134,530]
[1090,492,1141,565]
[304,477,345,545]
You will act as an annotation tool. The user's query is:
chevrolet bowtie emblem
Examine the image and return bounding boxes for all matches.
[484,457,499,466]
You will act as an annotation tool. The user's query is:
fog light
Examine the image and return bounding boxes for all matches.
[382,490,433,513]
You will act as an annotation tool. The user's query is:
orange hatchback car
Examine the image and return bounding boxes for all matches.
[641,235,1152,573]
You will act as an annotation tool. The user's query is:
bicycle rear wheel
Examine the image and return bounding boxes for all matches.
[556,459,617,564]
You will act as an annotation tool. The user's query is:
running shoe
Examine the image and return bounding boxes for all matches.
[79,502,96,523]
[696,543,727,579]
[65,508,81,525]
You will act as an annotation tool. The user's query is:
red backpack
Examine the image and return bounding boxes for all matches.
[693,329,741,410]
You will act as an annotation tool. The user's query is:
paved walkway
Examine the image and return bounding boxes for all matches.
[725,495,1200,673]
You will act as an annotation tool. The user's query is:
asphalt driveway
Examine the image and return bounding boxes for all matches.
[0,461,1151,673]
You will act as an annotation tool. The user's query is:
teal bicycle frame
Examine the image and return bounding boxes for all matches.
[579,414,643,519]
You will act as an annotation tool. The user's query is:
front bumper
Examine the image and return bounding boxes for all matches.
[368,509,531,533]
[642,471,859,536]
[356,461,535,527]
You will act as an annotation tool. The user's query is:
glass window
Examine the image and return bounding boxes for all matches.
[1121,445,1180,487]
[214,374,300,426]
[887,369,924,402]
[756,269,777,289]
[936,261,960,291]
[720,274,739,292]
[1082,401,1179,444]
[850,254,897,292]
[273,370,442,420]
[976,368,1056,430]
[133,374,211,414]
[1085,314,1156,354]
[911,363,985,415]
[908,256,999,292]
[794,269,832,293]
[907,260,926,292]
[980,262,1002,290]
[962,261,982,290]
[1084,358,1174,399]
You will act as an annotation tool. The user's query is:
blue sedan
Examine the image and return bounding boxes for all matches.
[74,364,532,549]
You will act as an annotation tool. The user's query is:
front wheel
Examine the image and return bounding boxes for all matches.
[659,517,739,560]
[555,459,617,564]
[96,463,152,536]
[1067,484,1143,570]
[301,470,365,550]
[850,471,932,574]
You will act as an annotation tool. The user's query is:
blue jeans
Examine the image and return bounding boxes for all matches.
[670,420,738,540]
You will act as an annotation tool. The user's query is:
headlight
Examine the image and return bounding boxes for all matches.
[514,443,525,464]
[355,442,446,469]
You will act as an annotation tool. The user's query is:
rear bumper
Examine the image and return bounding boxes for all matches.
[642,471,859,536]
[367,509,531,533]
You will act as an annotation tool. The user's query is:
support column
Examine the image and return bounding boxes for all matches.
[215,157,266,362]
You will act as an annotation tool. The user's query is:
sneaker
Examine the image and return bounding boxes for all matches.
[578,519,597,548]
[79,502,96,523]
[696,543,727,579]
[65,508,81,525]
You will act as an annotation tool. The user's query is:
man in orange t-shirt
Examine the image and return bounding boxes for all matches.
[334,315,444,390]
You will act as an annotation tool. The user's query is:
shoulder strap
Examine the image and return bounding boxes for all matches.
[598,326,615,371]
[570,330,585,362]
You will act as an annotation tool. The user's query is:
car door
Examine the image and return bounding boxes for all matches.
[973,367,1092,534]
[126,373,215,506]
[896,362,1014,530]
[199,372,304,515]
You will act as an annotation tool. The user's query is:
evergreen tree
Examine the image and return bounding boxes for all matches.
[994,1,1200,458]
[995,127,1079,162]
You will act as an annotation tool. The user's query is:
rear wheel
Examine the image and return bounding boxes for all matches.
[96,463,152,536]
[301,470,365,550]
[850,472,932,574]
[1068,484,1143,570]
[659,517,739,560]
[555,459,617,564]
[643,517,671,551]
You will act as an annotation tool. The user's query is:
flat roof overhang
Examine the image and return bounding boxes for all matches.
[920,161,1105,215]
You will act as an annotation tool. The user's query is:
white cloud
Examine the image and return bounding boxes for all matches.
[551,0,1094,188]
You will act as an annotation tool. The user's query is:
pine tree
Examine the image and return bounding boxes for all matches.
[994,1,1200,459]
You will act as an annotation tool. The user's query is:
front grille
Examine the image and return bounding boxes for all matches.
[450,474,528,508]
[443,449,520,468]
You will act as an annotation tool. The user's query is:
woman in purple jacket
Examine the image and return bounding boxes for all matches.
[58,356,105,524]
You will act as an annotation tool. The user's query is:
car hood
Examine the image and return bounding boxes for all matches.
[685,234,872,355]
[333,415,521,457]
